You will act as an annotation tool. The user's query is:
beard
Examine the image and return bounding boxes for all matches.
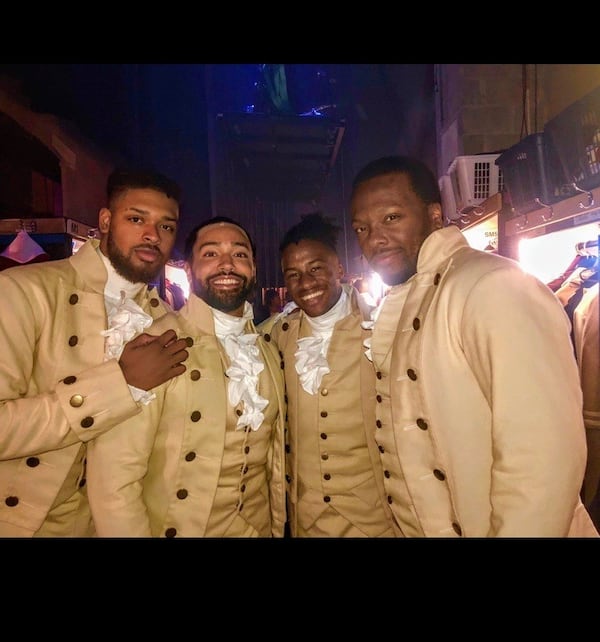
[191,273,256,313]
[106,232,165,284]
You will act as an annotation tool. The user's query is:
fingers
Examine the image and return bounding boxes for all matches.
[159,328,179,348]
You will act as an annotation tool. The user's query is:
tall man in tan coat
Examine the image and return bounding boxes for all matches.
[0,168,189,537]
[264,212,396,537]
[87,217,287,537]
[349,154,598,537]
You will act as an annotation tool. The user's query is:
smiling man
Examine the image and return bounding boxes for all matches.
[349,154,599,538]
[264,212,396,537]
[87,216,288,537]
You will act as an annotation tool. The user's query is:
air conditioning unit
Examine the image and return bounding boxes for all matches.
[438,174,459,221]
[448,154,503,214]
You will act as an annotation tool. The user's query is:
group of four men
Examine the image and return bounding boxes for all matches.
[0,156,597,537]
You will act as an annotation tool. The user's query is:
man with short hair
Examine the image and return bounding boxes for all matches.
[87,216,287,537]
[0,167,189,537]
[350,154,598,537]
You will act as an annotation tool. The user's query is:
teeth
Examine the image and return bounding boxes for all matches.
[302,291,323,301]
[213,279,238,285]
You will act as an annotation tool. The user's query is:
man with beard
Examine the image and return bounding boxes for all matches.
[0,167,190,537]
[86,216,287,537]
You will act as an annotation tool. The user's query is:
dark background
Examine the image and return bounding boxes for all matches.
[0,63,436,281]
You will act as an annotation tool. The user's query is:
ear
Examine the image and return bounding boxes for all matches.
[429,202,444,230]
[98,207,112,234]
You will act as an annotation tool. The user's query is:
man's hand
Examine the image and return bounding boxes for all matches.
[119,329,189,390]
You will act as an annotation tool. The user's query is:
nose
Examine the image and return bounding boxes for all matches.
[142,224,160,245]
[218,253,234,273]
[363,224,388,251]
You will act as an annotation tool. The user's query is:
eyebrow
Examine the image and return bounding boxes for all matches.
[197,240,251,252]
[125,206,179,222]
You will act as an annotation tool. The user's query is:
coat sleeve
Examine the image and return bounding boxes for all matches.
[86,385,167,537]
[0,272,141,460]
[463,266,587,536]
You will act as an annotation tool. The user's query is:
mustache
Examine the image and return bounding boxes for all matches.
[134,244,163,256]
[209,271,246,282]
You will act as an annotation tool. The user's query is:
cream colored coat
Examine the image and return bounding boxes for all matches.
[86,293,287,537]
[267,285,396,537]
[379,226,598,537]
[572,282,600,520]
[0,239,170,537]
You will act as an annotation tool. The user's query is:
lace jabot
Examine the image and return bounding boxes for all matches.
[361,295,386,363]
[101,291,156,405]
[295,288,350,394]
[214,301,268,431]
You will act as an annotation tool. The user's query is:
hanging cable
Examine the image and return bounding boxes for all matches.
[520,63,529,140]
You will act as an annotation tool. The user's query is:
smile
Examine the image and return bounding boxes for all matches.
[301,290,324,302]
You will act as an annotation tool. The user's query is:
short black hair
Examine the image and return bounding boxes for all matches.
[279,211,340,255]
[107,167,182,209]
[183,215,256,261]
[351,155,441,205]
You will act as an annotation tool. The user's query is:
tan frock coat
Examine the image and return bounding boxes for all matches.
[267,285,397,537]
[371,226,598,537]
[0,239,169,537]
[86,293,287,537]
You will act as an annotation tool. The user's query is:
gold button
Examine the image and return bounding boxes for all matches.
[321,388,328,396]
[70,394,84,408]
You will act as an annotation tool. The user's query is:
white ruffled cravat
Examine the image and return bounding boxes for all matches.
[214,301,268,431]
[295,289,350,394]
[101,292,156,405]
[361,295,386,363]
[99,249,155,405]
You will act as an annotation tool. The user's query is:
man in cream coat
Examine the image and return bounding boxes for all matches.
[0,168,189,537]
[264,212,396,537]
[87,217,287,537]
[349,155,599,537]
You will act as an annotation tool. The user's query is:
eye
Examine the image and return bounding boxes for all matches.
[385,214,400,222]
[129,215,143,224]
[161,223,177,233]
[353,224,366,234]
[234,251,250,259]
